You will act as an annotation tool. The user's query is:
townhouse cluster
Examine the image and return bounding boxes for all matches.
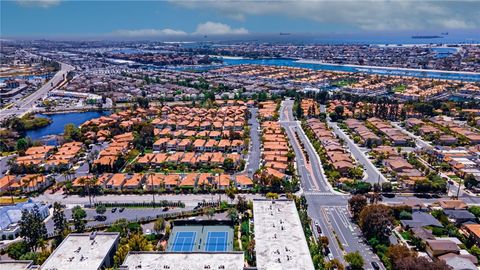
[405,118,458,145]
[142,105,248,170]
[373,146,425,190]
[430,116,480,145]
[15,142,84,171]
[366,117,411,146]
[152,105,247,134]
[259,121,292,181]
[258,100,279,120]
[306,118,355,176]
[301,99,319,116]
[345,118,382,146]
[93,133,134,171]
[0,174,52,194]
[72,172,253,192]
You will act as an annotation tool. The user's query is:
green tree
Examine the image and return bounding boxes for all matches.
[226,187,236,202]
[16,138,29,153]
[344,251,364,270]
[228,208,239,223]
[334,105,345,117]
[359,204,394,242]
[223,158,235,171]
[64,123,81,142]
[153,217,165,233]
[236,195,249,213]
[325,258,344,270]
[72,205,87,233]
[53,202,68,245]
[207,208,215,219]
[381,182,393,192]
[95,204,107,216]
[6,241,29,259]
[465,174,479,189]
[19,205,47,252]
[348,195,367,222]
[469,206,480,218]
[113,234,153,266]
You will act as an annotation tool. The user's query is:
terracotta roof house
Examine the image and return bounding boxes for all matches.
[235,175,253,190]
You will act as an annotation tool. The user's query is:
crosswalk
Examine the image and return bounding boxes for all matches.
[303,191,341,196]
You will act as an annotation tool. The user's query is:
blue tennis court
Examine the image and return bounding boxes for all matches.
[205,231,228,252]
[171,231,197,252]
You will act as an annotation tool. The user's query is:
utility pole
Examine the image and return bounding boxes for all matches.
[456,178,462,200]
[152,176,156,208]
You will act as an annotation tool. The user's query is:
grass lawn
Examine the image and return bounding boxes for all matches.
[394,84,407,93]
[333,79,355,87]
[400,231,412,240]
[0,197,28,204]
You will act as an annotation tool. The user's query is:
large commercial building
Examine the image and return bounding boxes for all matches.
[253,199,315,270]
[120,251,245,270]
[41,232,120,270]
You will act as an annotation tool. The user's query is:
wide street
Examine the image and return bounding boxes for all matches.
[279,99,384,269]
[0,62,74,121]
[33,193,263,207]
[279,99,335,193]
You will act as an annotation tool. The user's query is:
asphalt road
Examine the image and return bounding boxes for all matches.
[33,193,264,207]
[0,155,15,178]
[0,62,74,121]
[327,120,387,185]
[245,107,261,178]
[279,99,333,193]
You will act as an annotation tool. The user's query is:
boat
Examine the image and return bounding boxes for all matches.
[279,32,291,36]
[411,35,443,39]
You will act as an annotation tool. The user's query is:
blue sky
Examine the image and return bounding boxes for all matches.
[2,0,480,38]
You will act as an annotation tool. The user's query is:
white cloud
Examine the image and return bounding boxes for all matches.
[113,28,188,37]
[15,0,60,8]
[194,22,248,35]
[174,0,480,31]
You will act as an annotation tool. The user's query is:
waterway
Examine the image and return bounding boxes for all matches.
[215,58,480,82]
[25,111,111,144]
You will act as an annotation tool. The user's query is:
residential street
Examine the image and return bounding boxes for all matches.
[245,107,261,178]
[320,104,387,184]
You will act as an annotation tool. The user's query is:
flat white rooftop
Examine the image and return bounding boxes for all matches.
[121,251,245,270]
[253,199,314,270]
[41,232,119,270]
[0,260,32,270]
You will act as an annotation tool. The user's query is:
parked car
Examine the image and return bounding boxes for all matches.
[119,207,125,213]
[111,207,117,213]
[371,261,380,270]
[94,215,107,221]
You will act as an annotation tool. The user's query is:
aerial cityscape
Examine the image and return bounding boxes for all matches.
[1,1,480,270]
